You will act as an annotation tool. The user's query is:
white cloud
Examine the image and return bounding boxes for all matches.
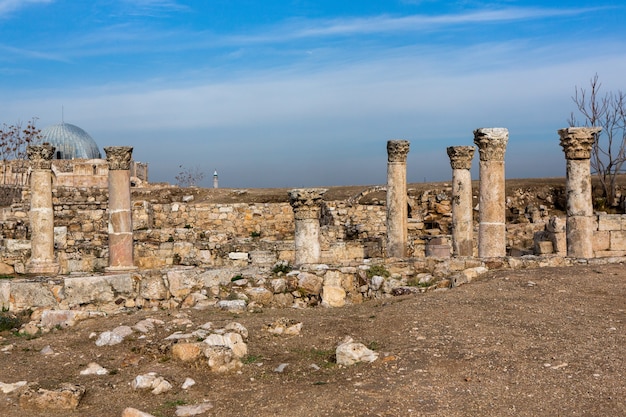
[0,0,52,17]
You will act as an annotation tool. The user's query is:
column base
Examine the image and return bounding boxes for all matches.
[105,265,138,273]
[25,260,60,275]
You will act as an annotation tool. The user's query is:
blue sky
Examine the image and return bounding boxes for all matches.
[1,0,625,188]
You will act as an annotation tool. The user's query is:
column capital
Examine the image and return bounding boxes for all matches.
[105,146,134,170]
[289,188,326,219]
[387,140,410,163]
[447,146,475,170]
[27,143,55,170]
[473,128,508,161]
[558,127,602,160]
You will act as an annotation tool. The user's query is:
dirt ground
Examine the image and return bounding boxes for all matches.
[1,262,624,417]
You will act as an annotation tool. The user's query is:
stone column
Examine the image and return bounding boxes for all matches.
[386,140,410,258]
[473,128,508,258]
[447,146,475,256]
[289,188,327,265]
[105,146,136,271]
[26,143,59,275]
[558,127,602,258]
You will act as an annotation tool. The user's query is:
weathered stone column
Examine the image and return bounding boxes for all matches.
[289,188,327,265]
[473,128,508,258]
[26,143,59,275]
[558,127,602,258]
[447,146,475,256]
[386,140,410,258]
[105,146,136,271]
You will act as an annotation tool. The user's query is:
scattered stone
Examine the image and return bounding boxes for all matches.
[133,318,162,333]
[274,363,289,373]
[0,380,27,394]
[217,299,247,312]
[122,407,157,417]
[224,322,248,338]
[172,343,203,362]
[181,377,196,390]
[19,383,86,411]
[175,402,214,416]
[131,373,172,395]
[19,323,40,337]
[264,318,302,336]
[40,345,54,355]
[95,331,124,346]
[79,362,109,376]
[336,337,379,366]
[203,345,242,373]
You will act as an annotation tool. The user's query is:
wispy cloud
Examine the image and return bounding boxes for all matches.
[0,0,52,17]
[118,0,189,16]
[224,7,605,43]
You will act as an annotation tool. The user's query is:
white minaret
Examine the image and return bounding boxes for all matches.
[213,170,218,188]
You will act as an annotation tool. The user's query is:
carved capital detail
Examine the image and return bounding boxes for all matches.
[473,128,508,161]
[387,140,410,163]
[105,146,134,170]
[447,146,475,170]
[558,127,602,160]
[27,143,56,170]
[289,188,327,220]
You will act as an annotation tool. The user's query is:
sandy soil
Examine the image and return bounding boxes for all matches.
[1,262,625,417]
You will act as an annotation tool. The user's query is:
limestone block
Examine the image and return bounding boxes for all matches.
[321,285,346,308]
[200,269,238,288]
[535,241,554,255]
[297,272,323,295]
[139,274,169,300]
[40,310,89,329]
[0,262,14,276]
[244,287,273,305]
[9,282,57,311]
[5,239,31,252]
[19,383,86,411]
[166,267,200,299]
[592,231,610,251]
[53,226,67,249]
[172,343,202,362]
[609,230,626,251]
[0,281,9,310]
[597,214,621,231]
[64,275,132,306]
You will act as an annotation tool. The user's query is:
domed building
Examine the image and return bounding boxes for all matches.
[40,122,102,159]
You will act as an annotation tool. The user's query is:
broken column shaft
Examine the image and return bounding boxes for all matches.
[558,127,602,258]
[386,140,410,258]
[26,143,59,275]
[289,188,327,265]
[447,146,475,257]
[105,146,136,271]
[474,128,508,258]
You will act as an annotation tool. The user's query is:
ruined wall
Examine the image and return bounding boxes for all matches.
[0,183,591,275]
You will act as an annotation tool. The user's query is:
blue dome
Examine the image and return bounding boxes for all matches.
[40,122,102,159]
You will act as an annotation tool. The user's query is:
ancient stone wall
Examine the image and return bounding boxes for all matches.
[0,182,609,275]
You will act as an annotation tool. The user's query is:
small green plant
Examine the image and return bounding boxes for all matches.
[0,274,14,280]
[407,277,431,287]
[250,231,261,238]
[184,224,192,229]
[366,264,390,279]
[0,313,21,332]
[167,236,174,242]
[231,274,244,282]
[272,261,292,275]
[367,340,380,351]
[242,354,261,364]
